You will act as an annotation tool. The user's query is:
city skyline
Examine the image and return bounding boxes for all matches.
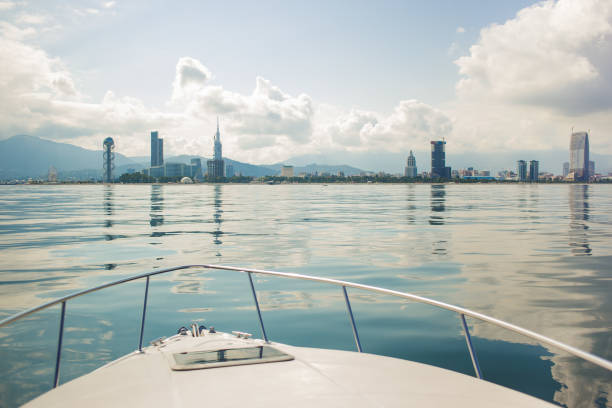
[0,0,610,168]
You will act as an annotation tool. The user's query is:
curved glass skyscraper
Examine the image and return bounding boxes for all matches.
[570,132,589,182]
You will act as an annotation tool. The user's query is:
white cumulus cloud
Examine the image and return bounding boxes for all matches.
[171,57,212,101]
[455,0,612,115]
[327,100,452,152]
[0,22,179,155]
[171,58,315,149]
[446,0,612,156]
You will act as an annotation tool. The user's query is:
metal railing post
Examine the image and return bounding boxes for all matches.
[460,313,482,379]
[247,272,269,343]
[342,286,362,352]
[53,301,66,388]
[138,276,150,352]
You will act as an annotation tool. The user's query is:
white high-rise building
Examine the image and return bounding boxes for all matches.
[404,151,417,177]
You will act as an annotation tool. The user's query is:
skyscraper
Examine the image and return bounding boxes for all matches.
[404,150,417,178]
[150,131,164,167]
[430,141,450,178]
[529,160,539,182]
[570,131,589,182]
[563,162,570,178]
[207,118,225,178]
[517,160,527,181]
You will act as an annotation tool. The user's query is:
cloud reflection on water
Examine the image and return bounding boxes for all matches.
[1,184,611,408]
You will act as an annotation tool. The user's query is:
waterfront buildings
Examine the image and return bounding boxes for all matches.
[144,161,201,179]
[430,141,451,178]
[207,119,225,178]
[281,165,294,177]
[569,131,589,181]
[497,170,516,180]
[164,163,189,178]
[143,132,201,180]
[150,131,164,167]
[529,160,539,182]
[103,137,115,183]
[517,159,541,182]
[517,160,527,181]
[404,151,417,178]
[457,168,491,178]
[563,162,570,178]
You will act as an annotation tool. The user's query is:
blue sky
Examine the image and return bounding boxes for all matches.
[1,0,611,167]
[45,1,534,109]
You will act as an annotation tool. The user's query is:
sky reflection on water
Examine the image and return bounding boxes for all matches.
[0,184,611,407]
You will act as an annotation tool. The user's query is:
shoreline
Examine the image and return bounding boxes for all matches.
[0,181,605,186]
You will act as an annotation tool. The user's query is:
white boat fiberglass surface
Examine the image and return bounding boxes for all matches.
[2,264,611,407]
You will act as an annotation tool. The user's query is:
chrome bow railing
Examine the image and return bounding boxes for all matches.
[1,264,611,391]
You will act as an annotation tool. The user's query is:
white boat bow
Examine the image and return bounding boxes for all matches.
[1,264,610,407]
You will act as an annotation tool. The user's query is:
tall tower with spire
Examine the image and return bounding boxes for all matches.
[213,117,222,161]
[405,150,417,178]
[207,117,225,178]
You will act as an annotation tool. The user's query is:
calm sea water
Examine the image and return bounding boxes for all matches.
[0,184,611,407]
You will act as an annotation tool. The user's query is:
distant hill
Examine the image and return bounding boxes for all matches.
[285,150,612,175]
[0,135,275,180]
[0,135,139,180]
[266,162,366,176]
[3,134,610,181]
[165,155,276,177]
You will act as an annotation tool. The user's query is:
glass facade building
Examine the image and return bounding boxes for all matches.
[150,131,164,167]
[570,131,589,182]
[517,160,527,181]
[431,141,450,178]
[529,160,539,182]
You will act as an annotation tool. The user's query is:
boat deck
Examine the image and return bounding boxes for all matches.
[25,331,556,408]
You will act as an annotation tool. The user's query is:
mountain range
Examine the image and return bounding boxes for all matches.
[285,150,612,176]
[0,135,367,181]
[1,134,611,181]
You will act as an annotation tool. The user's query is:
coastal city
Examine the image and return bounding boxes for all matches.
[2,123,606,185]
[2,1,612,408]
[96,124,606,184]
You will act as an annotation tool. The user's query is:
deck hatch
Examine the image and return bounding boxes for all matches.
[170,345,293,370]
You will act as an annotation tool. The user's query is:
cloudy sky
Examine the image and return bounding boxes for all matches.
[1,0,611,166]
